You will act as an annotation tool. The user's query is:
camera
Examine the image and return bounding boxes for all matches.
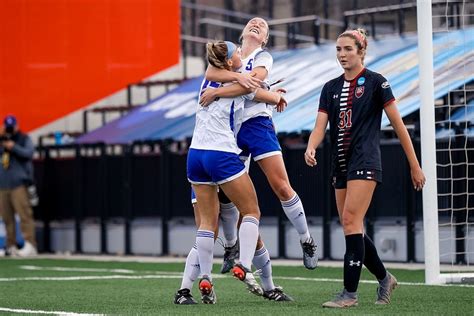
[5,126,14,134]
[0,133,11,142]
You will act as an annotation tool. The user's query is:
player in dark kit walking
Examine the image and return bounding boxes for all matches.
[305,28,426,308]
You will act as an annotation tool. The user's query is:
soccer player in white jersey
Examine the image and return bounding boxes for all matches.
[200,17,319,270]
[179,40,287,304]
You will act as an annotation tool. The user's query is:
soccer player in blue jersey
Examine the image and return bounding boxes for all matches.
[176,40,287,305]
[200,17,319,271]
[304,28,426,308]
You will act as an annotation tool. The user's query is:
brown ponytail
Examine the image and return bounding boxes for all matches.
[206,41,231,70]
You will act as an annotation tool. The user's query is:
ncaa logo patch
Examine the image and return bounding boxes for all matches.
[355,86,364,98]
[381,81,390,89]
[357,77,365,85]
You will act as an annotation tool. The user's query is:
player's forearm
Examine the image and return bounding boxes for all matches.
[308,129,324,151]
[254,89,280,105]
[308,113,328,150]
[394,124,420,169]
[386,104,421,169]
[205,66,239,83]
[390,116,420,169]
[214,84,253,98]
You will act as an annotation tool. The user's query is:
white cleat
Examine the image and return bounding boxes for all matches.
[232,263,264,296]
[17,241,37,257]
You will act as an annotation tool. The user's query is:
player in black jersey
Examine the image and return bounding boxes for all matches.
[305,28,426,308]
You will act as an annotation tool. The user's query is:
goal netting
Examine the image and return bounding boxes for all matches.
[418,0,474,284]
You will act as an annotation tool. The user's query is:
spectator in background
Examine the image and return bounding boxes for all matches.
[0,115,37,257]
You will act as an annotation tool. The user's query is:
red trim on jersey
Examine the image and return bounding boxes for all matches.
[383,98,396,108]
[344,67,366,82]
[318,108,328,114]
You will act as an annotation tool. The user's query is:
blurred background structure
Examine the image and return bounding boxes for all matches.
[0,1,473,272]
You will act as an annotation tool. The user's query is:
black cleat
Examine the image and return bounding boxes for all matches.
[263,286,294,302]
[174,288,197,305]
[221,241,239,274]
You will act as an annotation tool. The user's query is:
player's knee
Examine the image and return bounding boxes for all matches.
[341,210,357,229]
[273,182,294,201]
[242,208,260,220]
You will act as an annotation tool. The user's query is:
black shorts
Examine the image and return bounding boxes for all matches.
[332,169,382,189]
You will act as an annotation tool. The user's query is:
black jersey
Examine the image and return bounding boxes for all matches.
[318,68,395,177]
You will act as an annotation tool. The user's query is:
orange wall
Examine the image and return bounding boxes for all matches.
[0,0,180,132]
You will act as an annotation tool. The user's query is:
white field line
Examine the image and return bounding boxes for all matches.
[23,255,432,270]
[0,307,99,315]
[25,254,474,272]
[5,265,474,288]
[19,265,182,275]
[25,253,474,273]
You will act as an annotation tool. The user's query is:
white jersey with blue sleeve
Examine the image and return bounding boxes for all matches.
[190,78,252,154]
[239,48,274,122]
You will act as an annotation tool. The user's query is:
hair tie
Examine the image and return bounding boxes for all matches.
[224,41,236,60]
[349,30,366,48]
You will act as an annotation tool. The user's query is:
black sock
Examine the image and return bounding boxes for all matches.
[344,233,365,293]
[363,234,387,281]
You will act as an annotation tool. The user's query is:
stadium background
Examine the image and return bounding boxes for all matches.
[0,0,473,265]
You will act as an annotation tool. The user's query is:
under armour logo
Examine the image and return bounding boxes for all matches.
[296,212,304,218]
[349,260,361,267]
[333,94,339,99]
[356,170,364,175]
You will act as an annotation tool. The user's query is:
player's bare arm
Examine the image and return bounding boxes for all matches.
[205,64,262,88]
[199,84,254,106]
[200,66,270,106]
[254,88,287,109]
[384,100,426,190]
[305,112,328,167]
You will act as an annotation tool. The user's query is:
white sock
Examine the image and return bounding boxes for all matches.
[219,202,239,247]
[180,245,200,290]
[196,230,214,278]
[252,245,275,291]
[281,193,311,242]
[239,216,259,270]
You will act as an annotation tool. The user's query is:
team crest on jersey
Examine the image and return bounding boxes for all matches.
[355,86,364,98]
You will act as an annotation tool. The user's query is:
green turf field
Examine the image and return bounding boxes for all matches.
[0,258,473,315]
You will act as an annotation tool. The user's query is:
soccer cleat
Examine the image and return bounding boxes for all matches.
[17,241,37,257]
[263,286,294,302]
[220,241,239,274]
[174,288,197,305]
[300,237,318,270]
[6,246,19,257]
[322,289,358,308]
[375,272,398,304]
[199,276,216,304]
[232,263,264,296]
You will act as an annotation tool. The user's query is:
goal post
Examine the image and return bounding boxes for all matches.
[417,0,474,284]
[417,0,441,285]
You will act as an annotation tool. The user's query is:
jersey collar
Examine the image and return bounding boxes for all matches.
[343,67,366,82]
